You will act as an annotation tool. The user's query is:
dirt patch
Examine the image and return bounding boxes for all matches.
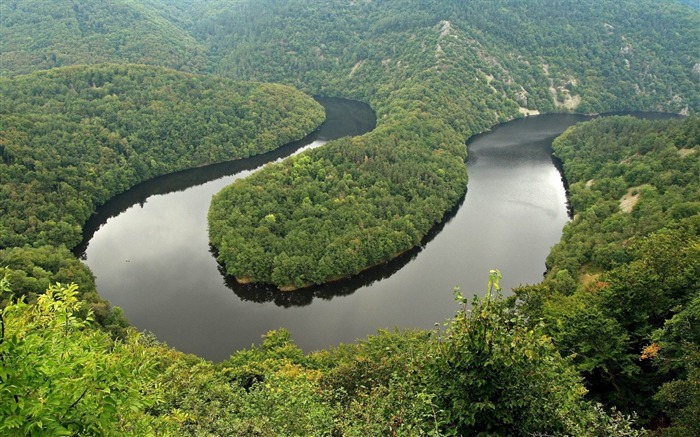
[518,107,540,116]
[678,148,695,158]
[548,75,581,110]
[562,94,581,110]
[435,43,444,57]
[619,187,641,213]
[236,276,254,285]
[580,272,601,288]
[550,85,580,109]
[349,60,363,77]
[439,20,452,38]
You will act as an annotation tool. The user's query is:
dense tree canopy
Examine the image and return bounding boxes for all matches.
[0,280,168,435]
[548,116,699,274]
[0,274,644,435]
[2,0,697,287]
[0,245,129,339]
[0,0,698,434]
[0,64,325,249]
[206,0,698,288]
[191,0,699,115]
[514,116,700,427]
[0,0,209,75]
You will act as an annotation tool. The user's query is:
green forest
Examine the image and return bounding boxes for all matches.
[514,116,700,432]
[204,0,699,288]
[1,0,699,435]
[0,64,324,250]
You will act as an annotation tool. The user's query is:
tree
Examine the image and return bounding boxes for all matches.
[425,271,641,435]
[0,278,165,435]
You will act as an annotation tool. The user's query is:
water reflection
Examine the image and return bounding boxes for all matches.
[81,108,575,360]
[221,194,466,307]
[74,97,375,258]
[82,106,678,361]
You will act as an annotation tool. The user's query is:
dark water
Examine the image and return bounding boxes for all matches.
[79,101,676,361]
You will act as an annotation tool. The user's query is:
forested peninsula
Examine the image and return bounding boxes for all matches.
[205,0,699,288]
[1,0,699,435]
[0,64,324,249]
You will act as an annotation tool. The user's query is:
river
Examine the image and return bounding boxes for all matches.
[77,98,670,361]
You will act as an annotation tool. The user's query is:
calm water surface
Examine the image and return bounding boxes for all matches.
[80,101,640,361]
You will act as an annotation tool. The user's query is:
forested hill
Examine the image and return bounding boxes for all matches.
[1,1,699,434]
[190,0,699,115]
[4,0,698,115]
[675,0,700,10]
[204,0,699,288]
[0,64,325,249]
[0,0,209,75]
[2,0,697,287]
[514,115,700,429]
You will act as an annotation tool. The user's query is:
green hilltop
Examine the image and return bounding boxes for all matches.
[0,64,325,249]
[0,0,209,75]
[0,0,698,434]
[203,0,698,288]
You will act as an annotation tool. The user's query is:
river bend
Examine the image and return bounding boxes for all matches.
[81,100,657,361]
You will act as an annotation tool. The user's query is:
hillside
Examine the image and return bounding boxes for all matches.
[192,0,698,114]
[0,0,208,75]
[514,115,700,425]
[0,0,699,434]
[204,0,699,288]
[0,64,325,248]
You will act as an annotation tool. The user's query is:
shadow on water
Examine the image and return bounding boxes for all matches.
[73,135,320,259]
[547,111,682,219]
[219,192,467,307]
[467,111,682,221]
[79,106,684,359]
[73,97,376,259]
